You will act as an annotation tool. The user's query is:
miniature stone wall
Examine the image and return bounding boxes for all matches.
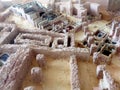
[96,65,120,90]
[70,55,80,90]
[0,48,33,90]
[0,23,18,44]
[0,43,89,90]
[0,8,11,22]
[14,33,52,46]
[52,37,65,49]
[33,46,89,61]
[99,71,120,90]
[15,28,76,48]
[0,44,28,54]
[93,52,112,65]
[18,28,65,38]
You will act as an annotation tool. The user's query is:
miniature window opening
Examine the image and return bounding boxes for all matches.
[67,36,71,47]
[49,41,53,47]
[39,12,45,16]
[58,39,64,45]
[0,27,4,31]
[105,39,111,44]
[102,49,111,56]
[66,25,74,30]
[83,40,87,45]
[95,42,98,45]
[10,39,15,44]
[73,8,77,15]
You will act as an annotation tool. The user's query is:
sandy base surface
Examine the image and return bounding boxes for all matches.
[77,59,98,90]
[75,30,85,42]
[106,55,120,84]
[22,57,71,90]
[43,57,71,90]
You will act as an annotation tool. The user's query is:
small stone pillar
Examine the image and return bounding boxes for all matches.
[87,36,94,47]
[96,65,106,79]
[110,20,118,36]
[83,26,89,35]
[31,67,43,83]
[113,27,120,42]
[85,32,91,40]
[36,54,46,68]
[116,44,120,54]
[90,44,98,55]
[82,21,88,30]
[93,52,100,64]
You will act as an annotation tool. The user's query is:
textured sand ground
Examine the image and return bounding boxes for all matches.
[77,59,99,90]
[22,57,71,90]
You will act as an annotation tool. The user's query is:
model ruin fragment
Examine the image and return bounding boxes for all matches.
[0,0,120,90]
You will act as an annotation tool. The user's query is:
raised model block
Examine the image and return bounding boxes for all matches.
[31,67,43,83]
[36,54,46,68]
[96,65,106,79]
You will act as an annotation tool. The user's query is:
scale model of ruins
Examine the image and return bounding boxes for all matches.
[0,0,120,90]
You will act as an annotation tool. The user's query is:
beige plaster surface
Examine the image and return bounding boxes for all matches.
[106,55,120,84]
[77,58,99,90]
[22,57,71,90]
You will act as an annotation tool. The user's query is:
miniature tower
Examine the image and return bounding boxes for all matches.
[83,26,89,35]
[90,44,98,55]
[87,36,94,47]
[112,27,120,42]
[110,20,119,36]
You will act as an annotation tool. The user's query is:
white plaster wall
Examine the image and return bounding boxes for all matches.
[85,0,109,9]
